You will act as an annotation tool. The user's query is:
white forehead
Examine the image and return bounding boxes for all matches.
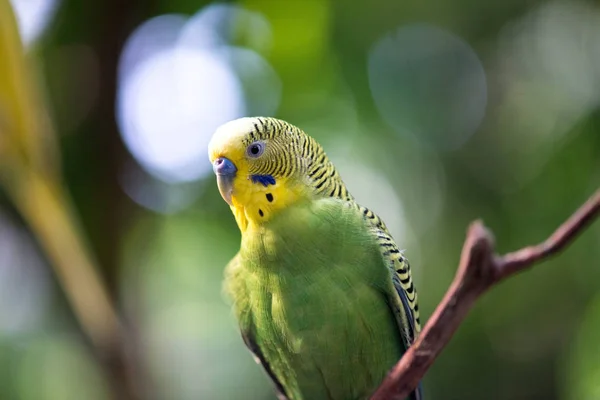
[208,117,258,154]
[217,117,259,137]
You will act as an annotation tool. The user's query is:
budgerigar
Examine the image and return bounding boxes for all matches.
[208,117,422,400]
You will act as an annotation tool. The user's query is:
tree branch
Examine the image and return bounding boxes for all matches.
[371,188,600,400]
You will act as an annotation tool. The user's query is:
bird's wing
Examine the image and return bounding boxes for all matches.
[357,204,423,400]
[376,228,420,341]
[241,331,289,400]
[373,226,423,400]
[224,255,289,400]
[354,204,421,343]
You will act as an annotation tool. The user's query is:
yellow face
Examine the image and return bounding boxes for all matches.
[208,117,308,231]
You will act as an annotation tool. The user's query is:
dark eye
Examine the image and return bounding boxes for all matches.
[247,141,265,158]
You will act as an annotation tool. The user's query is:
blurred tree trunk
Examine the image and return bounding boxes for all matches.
[59,0,142,296]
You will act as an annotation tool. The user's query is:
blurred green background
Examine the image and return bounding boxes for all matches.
[1,0,599,399]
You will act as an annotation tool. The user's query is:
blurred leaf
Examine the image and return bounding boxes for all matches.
[0,0,118,354]
[0,0,57,176]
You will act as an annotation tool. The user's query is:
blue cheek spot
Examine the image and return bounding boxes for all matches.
[251,174,276,187]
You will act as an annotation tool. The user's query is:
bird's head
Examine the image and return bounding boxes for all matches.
[208,117,347,231]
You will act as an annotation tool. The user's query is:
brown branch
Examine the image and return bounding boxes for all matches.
[371,188,600,400]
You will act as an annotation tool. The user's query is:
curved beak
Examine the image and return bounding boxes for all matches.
[213,157,237,206]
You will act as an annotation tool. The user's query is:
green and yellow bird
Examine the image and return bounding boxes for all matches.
[208,117,422,400]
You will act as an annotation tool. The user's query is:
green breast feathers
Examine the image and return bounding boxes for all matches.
[225,199,421,400]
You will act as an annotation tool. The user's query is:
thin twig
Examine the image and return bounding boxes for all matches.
[371,188,600,400]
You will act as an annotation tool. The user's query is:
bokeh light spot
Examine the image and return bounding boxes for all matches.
[368,24,488,151]
[118,46,244,183]
[0,212,51,335]
[473,0,600,192]
[9,0,60,45]
[495,0,600,147]
[178,3,273,53]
